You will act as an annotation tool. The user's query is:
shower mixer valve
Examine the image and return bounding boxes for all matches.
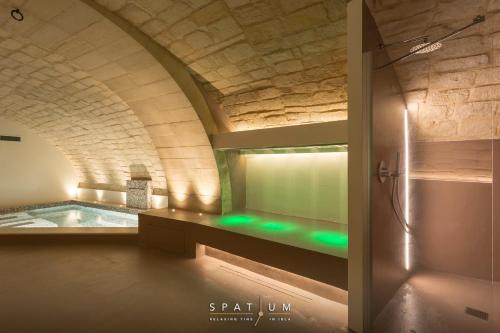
[377,161,400,183]
[378,154,411,233]
[377,152,402,183]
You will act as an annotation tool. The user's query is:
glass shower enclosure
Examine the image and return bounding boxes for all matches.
[365,3,499,333]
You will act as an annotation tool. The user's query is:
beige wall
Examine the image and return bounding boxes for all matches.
[413,178,493,280]
[0,117,78,208]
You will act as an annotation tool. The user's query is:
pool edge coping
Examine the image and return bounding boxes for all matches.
[0,200,144,215]
[0,227,138,235]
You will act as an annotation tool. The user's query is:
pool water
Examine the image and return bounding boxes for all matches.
[0,205,138,228]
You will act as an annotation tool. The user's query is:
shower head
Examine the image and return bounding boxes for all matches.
[379,35,429,50]
[409,41,443,54]
[376,15,486,70]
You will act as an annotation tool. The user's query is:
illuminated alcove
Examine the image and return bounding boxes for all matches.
[213,144,349,254]
[237,146,347,222]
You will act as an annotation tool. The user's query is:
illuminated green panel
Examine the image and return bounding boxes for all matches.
[259,221,298,232]
[216,215,257,226]
[245,152,348,224]
[310,231,348,249]
[214,213,348,254]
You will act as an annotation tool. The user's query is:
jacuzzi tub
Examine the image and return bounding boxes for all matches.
[0,203,138,228]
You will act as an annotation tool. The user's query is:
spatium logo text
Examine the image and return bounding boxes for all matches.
[209,297,292,327]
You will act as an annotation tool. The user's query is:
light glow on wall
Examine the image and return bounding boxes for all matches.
[120,192,127,205]
[404,109,411,271]
[194,175,220,207]
[152,195,168,209]
[198,193,218,205]
[168,171,220,210]
[65,185,78,199]
[96,190,104,201]
[169,181,190,203]
[407,102,419,112]
[172,192,188,202]
[245,152,348,223]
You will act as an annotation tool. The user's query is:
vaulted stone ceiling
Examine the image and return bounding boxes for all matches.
[367,0,500,141]
[94,0,348,131]
[0,33,166,190]
[0,0,347,212]
[0,0,220,211]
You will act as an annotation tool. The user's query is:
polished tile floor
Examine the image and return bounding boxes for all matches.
[0,244,347,333]
[373,270,500,333]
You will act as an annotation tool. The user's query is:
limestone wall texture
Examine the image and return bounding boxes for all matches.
[0,0,347,211]
[0,0,222,209]
[368,0,500,141]
[94,0,348,131]
[0,31,166,191]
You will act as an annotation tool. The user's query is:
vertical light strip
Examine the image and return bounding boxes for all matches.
[404,109,411,271]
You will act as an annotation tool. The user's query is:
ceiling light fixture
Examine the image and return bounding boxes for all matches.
[10,8,23,21]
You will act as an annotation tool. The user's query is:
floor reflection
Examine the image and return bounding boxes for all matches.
[374,270,500,333]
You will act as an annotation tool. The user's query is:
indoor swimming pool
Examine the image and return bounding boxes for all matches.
[0,204,138,228]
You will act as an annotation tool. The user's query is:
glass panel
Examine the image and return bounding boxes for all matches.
[366,1,497,331]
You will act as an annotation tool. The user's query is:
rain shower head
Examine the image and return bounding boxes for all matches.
[409,41,443,54]
[377,15,486,70]
[379,35,429,50]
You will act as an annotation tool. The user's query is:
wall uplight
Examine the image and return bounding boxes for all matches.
[66,186,78,199]
[96,190,104,201]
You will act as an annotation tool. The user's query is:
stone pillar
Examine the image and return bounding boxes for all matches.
[126,179,152,209]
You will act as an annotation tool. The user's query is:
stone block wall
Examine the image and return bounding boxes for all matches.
[95,0,348,131]
[0,0,224,210]
[0,0,349,211]
[126,179,152,209]
[0,32,166,190]
[368,0,500,141]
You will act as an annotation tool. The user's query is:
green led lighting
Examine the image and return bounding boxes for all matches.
[310,231,348,248]
[216,215,257,226]
[214,214,348,254]
[259,221,298,232]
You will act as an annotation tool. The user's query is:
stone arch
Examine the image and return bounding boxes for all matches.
[0,0,221,212]
[90,0,348,131]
